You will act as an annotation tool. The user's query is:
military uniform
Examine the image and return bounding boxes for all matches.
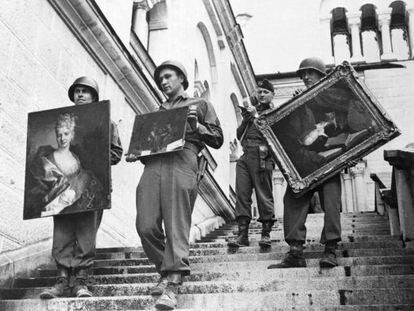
[52,121,123,270]
[136,93,223,276]
[235,119,275,223]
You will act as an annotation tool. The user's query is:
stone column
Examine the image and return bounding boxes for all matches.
[272,169,285,218]
[407,7,414,58]
[350,161,367,212]
[341,171,354,212]
[348,16,363,62]
[132,1,151,48]
[378,12,395,60]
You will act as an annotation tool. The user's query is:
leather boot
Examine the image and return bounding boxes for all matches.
[227,217,250,248]
[258,221,273,248]
[154,272,182,310]
[319,241,338,268]
[73,268,92,297]
[150,275,168,296]
[267,242,306,268]
[40,267,70,299]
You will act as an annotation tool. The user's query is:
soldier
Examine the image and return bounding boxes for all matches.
[227,79,275,249]
[40,76,123,299]
[267,57,342,269]
[131,60,223,310]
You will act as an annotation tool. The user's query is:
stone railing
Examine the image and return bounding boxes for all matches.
[381,148,414,249]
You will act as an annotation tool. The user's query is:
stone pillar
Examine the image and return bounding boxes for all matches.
[341,170,354,212]
[350,161,367,212]
[407,8,414,58]
[348,16,364,62]
[378,13,395,60]
[132,1,151,48]
[272,169,285,218]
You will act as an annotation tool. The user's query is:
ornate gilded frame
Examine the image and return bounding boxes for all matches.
[256,62,400,196]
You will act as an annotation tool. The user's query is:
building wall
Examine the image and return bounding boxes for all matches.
[0,0,143,253]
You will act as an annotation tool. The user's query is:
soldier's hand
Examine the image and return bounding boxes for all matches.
[125,154,139,162]
[293,88,303,97]
[249,94,259,107]
[187,105,199,130]
[241,105,257,121]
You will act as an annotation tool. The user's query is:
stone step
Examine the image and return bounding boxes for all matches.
[12,264,414,288]
[34,255,414,277]
[89,247,414,268]
[92,240,404,260]
[3,275,414,299]
[2,289,414,310]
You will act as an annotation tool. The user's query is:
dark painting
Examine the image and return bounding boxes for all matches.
[23,101,111,219]
[127,106,188,159]
[256,62,400,196]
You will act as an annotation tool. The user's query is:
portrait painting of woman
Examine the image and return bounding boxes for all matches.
[24,102,110,219]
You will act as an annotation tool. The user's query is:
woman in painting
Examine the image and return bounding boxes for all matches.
[30,113,102,217]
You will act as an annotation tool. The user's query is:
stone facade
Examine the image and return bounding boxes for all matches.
[0,0,255,269]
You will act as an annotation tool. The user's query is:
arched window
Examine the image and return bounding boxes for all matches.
[331,7,351,63]
[390,1,410,59]
[360,4,381,62]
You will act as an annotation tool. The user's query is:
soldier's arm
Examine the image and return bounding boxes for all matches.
[110,121,123,165]
[195,101,223,149]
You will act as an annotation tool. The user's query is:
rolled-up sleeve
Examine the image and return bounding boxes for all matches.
[196,100,223,149]
[110,121,123,165]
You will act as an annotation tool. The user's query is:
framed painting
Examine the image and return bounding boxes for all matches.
[256,62,401,197]
[126,106,188,159]
[23,101,111,219]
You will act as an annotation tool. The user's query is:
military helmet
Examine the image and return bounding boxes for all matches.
[296,57,327,77]
[154,60,189,90]
[68,76,99,102]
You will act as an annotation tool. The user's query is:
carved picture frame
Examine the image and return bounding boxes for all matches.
[24,101,111,219]
[256,62,401,197]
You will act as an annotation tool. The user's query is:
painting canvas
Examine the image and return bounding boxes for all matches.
[256,62,401,197]
[23,101,111,219]
[127,106,188,159]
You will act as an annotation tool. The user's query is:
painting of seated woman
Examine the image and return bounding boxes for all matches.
[256,62,400,196]
[23,101,110,219]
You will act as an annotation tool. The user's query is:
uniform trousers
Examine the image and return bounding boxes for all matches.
[283,174,342,245]
[136,147,198,276]
[235,146,275,222]
[52,210,101,270]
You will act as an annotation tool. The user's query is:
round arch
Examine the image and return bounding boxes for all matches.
[196,22,218,84]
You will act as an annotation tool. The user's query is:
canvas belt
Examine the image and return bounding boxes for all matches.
[243,138,266,148]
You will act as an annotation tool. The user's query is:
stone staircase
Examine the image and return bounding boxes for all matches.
[1,211,414,310]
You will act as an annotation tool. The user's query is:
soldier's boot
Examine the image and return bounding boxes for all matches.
[154,272,181,310]
[72,268,92,298]
[319,241,338,268]
[227,217,250,248]
[150,275,169,296]
[267,242,306,268]
[258,221,273,248]
[40,267,70,299]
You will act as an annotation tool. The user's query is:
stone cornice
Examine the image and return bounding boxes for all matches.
[48,0,161,114]
[212,0,257,95]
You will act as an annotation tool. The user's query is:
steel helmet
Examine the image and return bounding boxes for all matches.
[68,76,99,102]
[296,57,327,77]
[154,60,189,90]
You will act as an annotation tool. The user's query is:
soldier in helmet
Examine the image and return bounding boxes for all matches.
[40,76,123,299]
[268,57,343,269]
[129,60,223,310]
[227,79,276,249]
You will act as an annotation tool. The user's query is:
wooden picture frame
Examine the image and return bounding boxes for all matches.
[256,62,401,197]
[23,101,111,219]
[127,106,188,159]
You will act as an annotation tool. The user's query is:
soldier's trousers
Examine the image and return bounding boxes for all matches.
[52,210,101,270]
[235,147,275,223]
[136,148,198,276]
[283,174,342,245]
